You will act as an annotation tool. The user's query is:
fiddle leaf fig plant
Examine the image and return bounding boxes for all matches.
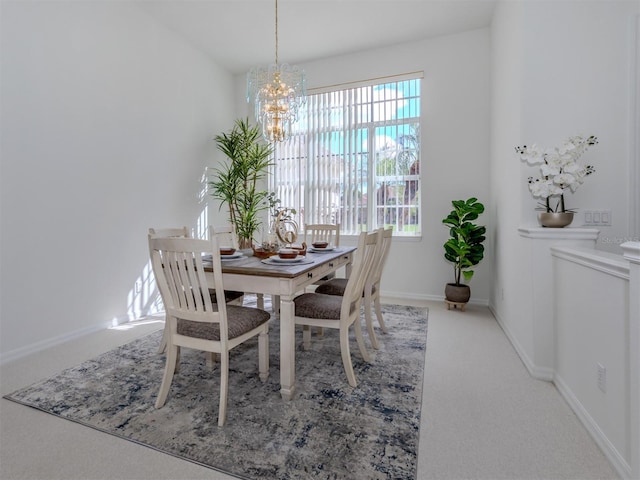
[209,118,274,249]
[442,197,486,286]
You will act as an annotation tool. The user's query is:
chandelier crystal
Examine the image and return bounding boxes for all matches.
[247,0,306,143]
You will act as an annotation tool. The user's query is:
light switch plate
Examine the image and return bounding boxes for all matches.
[583,210,611,226]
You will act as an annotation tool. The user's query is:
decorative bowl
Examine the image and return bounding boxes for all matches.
[312,241,329,249]
[278,249,298,259]
[537,212,574,228]
[252,246,277,259]
[219,247,236,255]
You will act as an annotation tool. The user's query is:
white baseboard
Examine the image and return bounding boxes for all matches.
[489,304,534,373]
[382,290,489,306]
[2,293,487,367]
[490,304,631,479]
[489,304,554,381]
[554,374,632,480]
[0,321,110,366]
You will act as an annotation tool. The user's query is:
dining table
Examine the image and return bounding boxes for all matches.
[206,246,356,400]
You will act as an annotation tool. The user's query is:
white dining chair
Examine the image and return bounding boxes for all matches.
[149,227,244,354]
[303,223,342,301]
[148,226,190,239]
[208,224,239,250]
[149,235,270,426]
[207,225,247,305]
[304,223,340,248]
[315,227,392,349]
[292,229,381,387]
[209,224,275,311]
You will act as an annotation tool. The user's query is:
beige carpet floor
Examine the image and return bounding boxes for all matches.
[0,299,620,480]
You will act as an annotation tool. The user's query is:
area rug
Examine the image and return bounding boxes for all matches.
[4,304,428,480]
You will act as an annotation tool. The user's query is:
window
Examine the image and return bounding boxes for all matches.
[270,73,422,236]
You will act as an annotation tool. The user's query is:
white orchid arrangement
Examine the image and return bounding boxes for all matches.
[515,135,597,213]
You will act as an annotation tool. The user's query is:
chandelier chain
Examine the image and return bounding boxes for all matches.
[274,0,279,65]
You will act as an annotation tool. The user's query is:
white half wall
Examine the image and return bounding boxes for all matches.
[551,246,635,479]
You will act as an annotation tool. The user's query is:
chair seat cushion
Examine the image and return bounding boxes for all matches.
[209,288,244,303]
[177,305,270,341]
[314,278,347,296]
[293,292,344,320]
[314,279,378,297]
[318,272,336,282]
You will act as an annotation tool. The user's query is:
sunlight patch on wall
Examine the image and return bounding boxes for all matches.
[123,202,211,324]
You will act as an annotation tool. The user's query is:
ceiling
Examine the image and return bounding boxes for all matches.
[133,0,497,75]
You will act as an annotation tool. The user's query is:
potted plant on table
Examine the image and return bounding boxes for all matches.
[515,134,597,227]
[442,197,486,308]
[209,118,274,250]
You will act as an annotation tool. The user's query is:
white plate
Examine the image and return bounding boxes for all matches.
[220,252,243,260]
[202,253,243,261]
[269,255,306,263]
[309,246,336,253]
[261,257,314,266]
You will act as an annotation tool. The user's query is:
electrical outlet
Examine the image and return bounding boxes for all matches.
[597,363,607,393]
[135,281,141,294]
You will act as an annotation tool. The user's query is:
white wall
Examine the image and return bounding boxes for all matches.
[490,0,640,374]
[233,28,494,304]
[517,1,638,252]
[490,0,531,353]
[0,1,235,360]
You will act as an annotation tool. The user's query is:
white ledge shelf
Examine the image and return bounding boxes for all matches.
[621,241,640,263]
[518,226,600,241]
[550,246,629,280]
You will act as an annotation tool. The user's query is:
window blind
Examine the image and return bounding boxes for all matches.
[271,73,422,236]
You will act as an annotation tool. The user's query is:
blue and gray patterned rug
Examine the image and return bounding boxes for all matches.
[4,303,428,479]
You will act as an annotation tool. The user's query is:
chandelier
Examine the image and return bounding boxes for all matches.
[247,0,306,143]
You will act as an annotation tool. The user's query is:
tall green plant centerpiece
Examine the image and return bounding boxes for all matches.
[209,118,274,249]
[442,197,486,306]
